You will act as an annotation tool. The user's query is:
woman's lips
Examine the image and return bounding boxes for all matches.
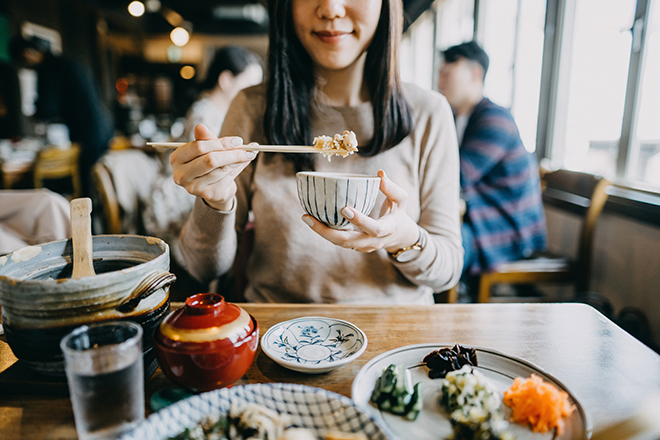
[314,31,351,44]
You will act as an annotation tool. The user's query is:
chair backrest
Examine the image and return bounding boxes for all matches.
[33,145,80,176]
[90,162,122,234]
[33,145,81,198]
[542,169,610,291]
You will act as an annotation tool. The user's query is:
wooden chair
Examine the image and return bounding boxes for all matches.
[477,169,610,303]
[90,162,122,234]
[33,144,82,199]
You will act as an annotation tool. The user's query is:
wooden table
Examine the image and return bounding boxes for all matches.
[1,303,659,439]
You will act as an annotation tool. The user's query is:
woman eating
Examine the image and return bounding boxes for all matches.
[170,0,463,304]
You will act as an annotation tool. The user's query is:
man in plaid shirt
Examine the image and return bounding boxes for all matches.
[438,41,547,282]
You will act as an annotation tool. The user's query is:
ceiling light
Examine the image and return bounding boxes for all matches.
[128,1,145,17]
[170,27,190,46]
[180,66,196,80]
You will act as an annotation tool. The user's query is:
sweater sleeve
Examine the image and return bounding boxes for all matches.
[460,105,519,189]
[390,94,464,292]
[177,89,257,285]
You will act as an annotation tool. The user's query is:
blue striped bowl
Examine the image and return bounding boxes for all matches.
[296,172,381,229]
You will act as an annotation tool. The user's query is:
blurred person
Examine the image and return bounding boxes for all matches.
[180,46,263,141]
[0,189,70,255]
[141,46,263,293]
[10,35,114,197]
[438,41,546,289]
[168,0,463,304]
[0,61,23,139]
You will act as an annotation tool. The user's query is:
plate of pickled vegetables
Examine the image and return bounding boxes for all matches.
[351,344,590,440]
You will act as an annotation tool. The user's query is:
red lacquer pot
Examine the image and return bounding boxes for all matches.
[154,293,259,392]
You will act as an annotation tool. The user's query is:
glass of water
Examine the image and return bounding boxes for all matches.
[60,321,144,440]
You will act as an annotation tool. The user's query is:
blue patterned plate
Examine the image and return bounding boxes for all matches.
[120,383,390,440]
[261,316,368,374]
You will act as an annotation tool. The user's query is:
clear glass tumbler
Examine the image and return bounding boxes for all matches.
[60,321,144,440]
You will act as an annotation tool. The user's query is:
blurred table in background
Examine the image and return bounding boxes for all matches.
[0,138,45,189]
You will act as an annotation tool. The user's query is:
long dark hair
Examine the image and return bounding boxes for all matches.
[264,0,413,171]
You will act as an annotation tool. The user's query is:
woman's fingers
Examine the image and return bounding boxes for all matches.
[302,215,365,248]
[186,159,252,193]
[171,137,245,165]
[169,125,257,206]
[173,149,254,186]
[340,206,395,239]
[194,123,216,141]
[377,170,408,206]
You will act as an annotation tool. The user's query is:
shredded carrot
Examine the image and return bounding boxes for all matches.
[503,374,575,435]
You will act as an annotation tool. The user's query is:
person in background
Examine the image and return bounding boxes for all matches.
[169,0,463,304]
[438,41,546,295]
[0,61,23,139]
[180,46,263,141]
[141,46,263,298]
[9,35,114,197]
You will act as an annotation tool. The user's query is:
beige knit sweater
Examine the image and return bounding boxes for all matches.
[179,82,463,304]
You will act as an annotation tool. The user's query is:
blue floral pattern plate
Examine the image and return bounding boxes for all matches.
[261,316,368,374]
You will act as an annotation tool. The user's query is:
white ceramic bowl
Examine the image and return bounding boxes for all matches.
[296,172,381,229]
[261,316,368,374]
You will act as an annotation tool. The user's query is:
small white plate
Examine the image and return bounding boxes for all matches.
[261,316,367,374]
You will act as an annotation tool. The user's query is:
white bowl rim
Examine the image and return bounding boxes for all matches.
[260,315,368,372]
[296,171,380,179]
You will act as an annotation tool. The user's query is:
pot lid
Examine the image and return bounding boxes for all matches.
[159,293,253,344]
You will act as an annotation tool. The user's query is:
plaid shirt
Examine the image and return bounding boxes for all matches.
[460,98,547,273]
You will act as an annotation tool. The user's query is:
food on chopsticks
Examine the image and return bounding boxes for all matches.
[370,363,423,421]
[323,433,367,440]
[167,403,354,440]
[441,365,514,440]
[312,130,358,160]
[503,374,575,435]
[423,344,478,379]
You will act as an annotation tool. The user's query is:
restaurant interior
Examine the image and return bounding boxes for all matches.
[1,0,660,439]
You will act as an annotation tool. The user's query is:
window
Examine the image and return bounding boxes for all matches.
[479,0,546,153]
[537,0,659,192]
[400,10,436,90]
[630,0,660,187]
[555,0,636,179]
[407,0,659,193]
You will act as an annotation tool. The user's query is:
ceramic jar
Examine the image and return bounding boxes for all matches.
[154,293,259,392]
[0,235,175,376]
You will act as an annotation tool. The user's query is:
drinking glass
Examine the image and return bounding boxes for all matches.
[60,321,144,440]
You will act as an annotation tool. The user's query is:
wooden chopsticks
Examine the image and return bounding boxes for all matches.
[145,142,328,154]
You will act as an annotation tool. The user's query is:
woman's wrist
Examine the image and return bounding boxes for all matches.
[203,197,235,212]
[385,218,421,254]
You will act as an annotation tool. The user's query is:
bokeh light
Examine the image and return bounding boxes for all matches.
[127,1,145,17]
[115,78,129,94]
[170,27,190,47]
[145,0,161,13]
[180,65,196,80]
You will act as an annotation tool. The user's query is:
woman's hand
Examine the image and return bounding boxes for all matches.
[302,170,420,254]
[170,124,257,211]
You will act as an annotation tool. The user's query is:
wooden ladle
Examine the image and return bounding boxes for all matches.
[70,198,96,279]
